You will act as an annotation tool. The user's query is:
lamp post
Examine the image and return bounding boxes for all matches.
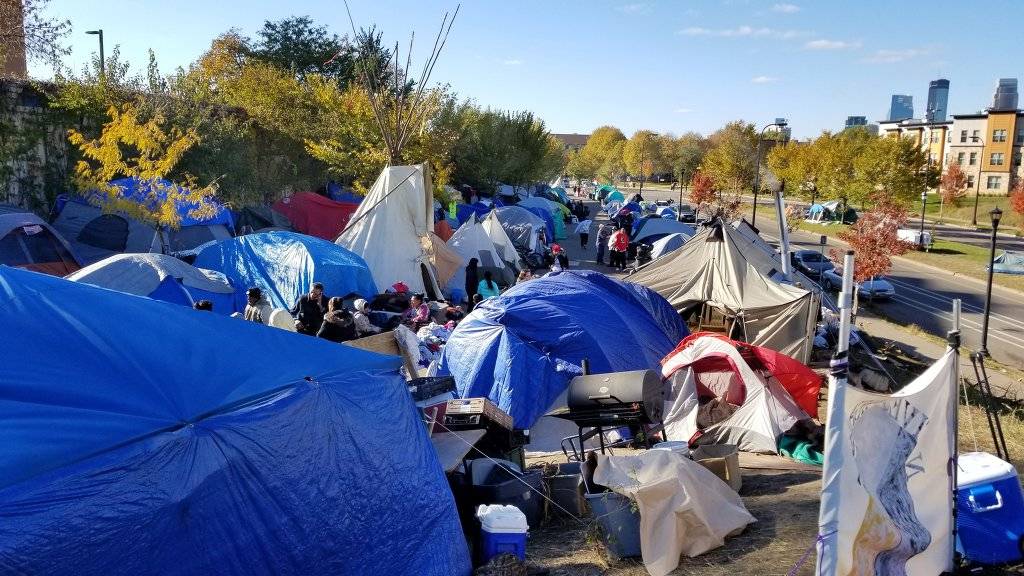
[971,135,985,226]
[918,191,928,249]
[752,119,788,226]
[86,29,105,77]
[980,207,1002,357]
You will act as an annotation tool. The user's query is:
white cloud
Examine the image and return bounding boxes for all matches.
[804,38,861,50]
[502,59,523,66]
[679,25,807,39]
[751,75,779,84]
[772,3,800,13]
[674,107,694,114]
[862,48,930,63]
[617,3,650,14]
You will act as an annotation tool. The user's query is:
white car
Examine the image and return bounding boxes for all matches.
[820,268,896,300]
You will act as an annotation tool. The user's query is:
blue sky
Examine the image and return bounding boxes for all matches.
[31,0,1024,139]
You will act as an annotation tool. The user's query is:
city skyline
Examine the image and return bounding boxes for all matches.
[28,0,1024,139]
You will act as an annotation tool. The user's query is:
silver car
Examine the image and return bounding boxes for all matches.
[821,268,896,300]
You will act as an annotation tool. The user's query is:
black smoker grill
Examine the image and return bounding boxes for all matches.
[553,367,665,459]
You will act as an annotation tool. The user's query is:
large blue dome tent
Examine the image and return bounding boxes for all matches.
[193,230,378,310]
[438,270,689,428]
[0,267,470,575]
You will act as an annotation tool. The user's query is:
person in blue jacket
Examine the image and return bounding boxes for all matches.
[477,271,501,299]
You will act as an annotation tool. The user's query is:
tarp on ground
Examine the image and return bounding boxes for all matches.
[660,333,817,454]
[272,192,358,240]
[0,205,81,276]
[439,270,689,428]
[336,165,446,299]
[632,218,697,244]
[67,252,239,314]
[0,267,470,576]
[445,219,514,295]
[630,221,818,363]
[816,346,956,576]
[495,206,546,252]
[194,230,377,310]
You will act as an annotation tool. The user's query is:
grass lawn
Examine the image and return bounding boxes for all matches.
[911,192,1023,233]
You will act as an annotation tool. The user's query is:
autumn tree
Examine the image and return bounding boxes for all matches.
[852,134,935,208]
[0,0,70,71]
[834,198,914,283]
[67,102,218,230]
[568,125,625,182]
[1010,179,1024,232]
[940,162,969,210]
[689,170,716,217]
[701,120,757,193]
[662,132,707,188]
[623,129,662,194]
[597,140,626,185]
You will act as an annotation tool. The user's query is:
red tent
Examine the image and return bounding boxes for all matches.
[663,332,821,418]
[272,192,359,240]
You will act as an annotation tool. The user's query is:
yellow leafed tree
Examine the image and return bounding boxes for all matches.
[68,103,219,229]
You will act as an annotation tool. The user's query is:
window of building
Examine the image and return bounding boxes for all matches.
[987,176,1001,190]
[1015,152,1023,166]
[1017,128,1024,145]
[972,130,980,143]
[929,153,937,165]
[967,175,975,188]
[960,130,968,143]
[993,129,1007,142]
[970,152,978,165]
[991,152,1005,165]
[957,152,965,165]
[931,132,941,143]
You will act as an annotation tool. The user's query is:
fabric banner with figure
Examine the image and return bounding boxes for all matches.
[817,347,957,576]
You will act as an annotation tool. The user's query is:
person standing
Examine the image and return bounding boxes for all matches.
[317,298,357,343]
[610,227,629,271]
[596,223,611,265]
[243,287,273,324]
[465,257,480,309]
[291,282,329,336]
[575,218,592,249]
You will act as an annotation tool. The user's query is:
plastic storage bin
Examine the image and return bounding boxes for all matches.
[467,459,545,528]
[585,492,642,558]
[476,504,528,562]
[957,451,1024,565]
[547,462,585,518]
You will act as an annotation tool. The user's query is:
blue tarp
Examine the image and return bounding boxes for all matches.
[524,207,556,242]
[83,177,236,231]
[438,270,689,428]
[455,203,490,225]
[194,231,378,310]
[327,182,364,204]
[0,267,470,576]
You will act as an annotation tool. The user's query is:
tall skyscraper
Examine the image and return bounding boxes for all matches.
[992,78,1019,111]
[926,79,950,122]
[888,95,914,121]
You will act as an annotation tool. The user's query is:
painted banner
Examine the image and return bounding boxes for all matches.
[818,347,957,576]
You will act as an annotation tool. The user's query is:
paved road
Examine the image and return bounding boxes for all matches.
[622,187,1024,369]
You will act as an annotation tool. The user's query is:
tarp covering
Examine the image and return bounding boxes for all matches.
[524,206,557,242]
[67,253,239,314]
[439,270,689,428]
[195,230,377,310]
[594,450,755,576]
[0,267,471,576]
[336,165,444,298]
[660,333,815,453]
[991,250,1024,275]
[94,177,235,231]
[494,206,546,252]
[455,203,490,225]
[0,206,81,276]
[816,347,956,576]
[272,192,358,240]
[630,221,818,363]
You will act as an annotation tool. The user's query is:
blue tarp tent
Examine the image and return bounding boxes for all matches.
[67,253,241,314]
[524,207,556,242]
[95,177,235,231]
[455,203,490,225]
[327,181,364,204]
[194,231,377,310]
[0,267,470,576]
[438,270,689,428]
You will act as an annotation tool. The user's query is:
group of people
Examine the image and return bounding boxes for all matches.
[595,223,630,271]
[239,283,381,344]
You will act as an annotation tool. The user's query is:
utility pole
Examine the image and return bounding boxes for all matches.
[86,29,105,77]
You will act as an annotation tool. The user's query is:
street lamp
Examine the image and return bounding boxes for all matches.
[918,191,927,249]
[86,29,105,77]
[752,119,788,226]
[980,207,1002,357]
[971,135,985,226]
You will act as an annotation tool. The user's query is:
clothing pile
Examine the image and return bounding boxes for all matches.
[415,322,456,370]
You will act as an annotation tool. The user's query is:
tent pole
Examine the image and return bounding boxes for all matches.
[816,250,854,576]
[949,299,962,573]
[774,180,793,281]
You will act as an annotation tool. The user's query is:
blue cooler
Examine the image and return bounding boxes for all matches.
[957,451,1024,565]
[476,504,528,562]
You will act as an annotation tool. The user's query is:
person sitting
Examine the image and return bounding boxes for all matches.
[551,243,569,269]
[403,293,431,331]
[516,270,533,284]
[243,287,273,325]
[352,298,381,337]
[291,282,328,336]
[193,300,213,312]
[477,271,501,299]
[317,297,357,343]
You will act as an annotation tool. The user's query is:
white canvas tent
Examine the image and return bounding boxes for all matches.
[481,211,521,268]
[629,221,819,363]
[337,164,447,298]
[445,218,515,296]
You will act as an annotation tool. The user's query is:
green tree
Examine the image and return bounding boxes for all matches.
[250,16,352,81]
[852,134,934,207]
[701,120,757,193]
[623,129,663,194]
[571,125,625,182]
[597,140,626,184]
[662,132,707,187]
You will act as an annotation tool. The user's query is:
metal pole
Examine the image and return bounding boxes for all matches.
[98,30,105,76]
[971,137,985,226]
[775,180,793,281]
[952,298,961,333]
[816,250,855,576]
[752,124,771,227]
[980,209,1000,357]
[919,192,927,249]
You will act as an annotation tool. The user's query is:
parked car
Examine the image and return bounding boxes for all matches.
[790,249,834,279]
[821,268,897,300]
[897,228,933,249]
[676,203,696,223]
